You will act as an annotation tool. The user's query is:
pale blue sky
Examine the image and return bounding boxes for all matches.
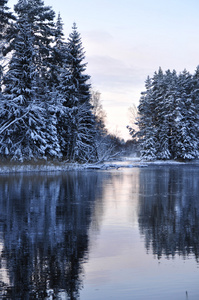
[8,0,199,139]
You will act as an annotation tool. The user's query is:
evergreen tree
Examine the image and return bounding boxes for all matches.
[173,70,199,159]
[0,0,15,41]
[136,76,158,160]
[63,23,97,162]
[134,68,199,160]
[190,66,199,129]
[155,69,178,159]
[0,0,15,89]
[49,14,70,155]
[0,3,98,162]
[4,0,56,83]
[0,15,47,160]
[0,0,61,161]
[49,13,66,88]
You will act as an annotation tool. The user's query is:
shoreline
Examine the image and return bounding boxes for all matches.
[0,157,198,174]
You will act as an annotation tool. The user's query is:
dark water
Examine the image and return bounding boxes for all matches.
[0,165,199,299]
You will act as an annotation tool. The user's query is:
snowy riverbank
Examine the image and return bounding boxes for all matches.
[0,160,143,174]
[0,157,197,174]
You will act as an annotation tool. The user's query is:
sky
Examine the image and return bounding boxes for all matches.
[8,0,199,140]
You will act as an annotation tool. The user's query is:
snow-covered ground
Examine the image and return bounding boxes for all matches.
[0,161,141,174]
[0,162,85,174]
[0,156,196,174]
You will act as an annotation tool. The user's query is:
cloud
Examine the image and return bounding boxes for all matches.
[87,55,145,93]
[83,30,114,44]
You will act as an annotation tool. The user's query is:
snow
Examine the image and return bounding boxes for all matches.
[0,162,84,174]
[135,68,199,161]
[0,157,193,174]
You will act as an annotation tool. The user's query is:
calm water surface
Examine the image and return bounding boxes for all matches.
[0,165,199,299]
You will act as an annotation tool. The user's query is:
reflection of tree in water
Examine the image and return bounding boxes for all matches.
[138,166,199,261]
[0,171,104,299]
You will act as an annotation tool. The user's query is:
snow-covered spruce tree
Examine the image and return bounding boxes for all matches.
[14,0,55,80]
[135,76,158,160]
[0,0,12,33]
[172,70,199,160]
[191,66,199,138]
[158,69,199,160]
[1,15,47,161]
[0,0,61,161]
[0,0,15,89]
[48,13,71,155]
[134,68,199,161]
[18,0,61,160]
[152,69,179,159]
[48,13,66,88]
[61,23,97,162]
[0,0,15,46]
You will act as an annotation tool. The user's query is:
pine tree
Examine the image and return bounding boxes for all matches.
[136,76,158,160]
[0,0,61,161]
[62,23,97,162]
[134,68,199,160]
[0,0,15,89]
[155,69,178,159]
[1,15,47,161]
[49,13,66,88]
[0,4,98,162]
[0,0,15,41]
[4,0,56,83]
[45,13,71,157]
[173,70,199,159]
[192,66,199,149]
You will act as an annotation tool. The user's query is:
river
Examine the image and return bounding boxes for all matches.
[0,164,198,299]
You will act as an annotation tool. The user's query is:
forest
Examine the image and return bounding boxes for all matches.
[129,67,199,161]
[2,1,198,164]
[0,0,128,163]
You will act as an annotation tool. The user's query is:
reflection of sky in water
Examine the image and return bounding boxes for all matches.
[0,167,199,299]
[81,167,199,300]
[0,241,10,286]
